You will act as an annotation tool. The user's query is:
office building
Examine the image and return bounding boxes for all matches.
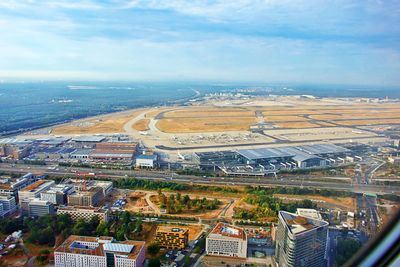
[28,199,55,217]
[155,226,189,250]
[0,173,39,200]
[275,211,329,267]
[54,235,145,267]
[68,187,104,207]
[206,222,247,258]
[0,193,17,216]
[18,180,55,213]
[57,206,109,222]
[41,184,75,205]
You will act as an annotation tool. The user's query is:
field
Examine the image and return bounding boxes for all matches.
[28,96,399,154]
[52,109,147,134]
[132,119,150,131]
[273,194,355,210]
[156,117,257,133]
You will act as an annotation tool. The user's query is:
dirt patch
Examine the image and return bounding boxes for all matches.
[274,194,355,210]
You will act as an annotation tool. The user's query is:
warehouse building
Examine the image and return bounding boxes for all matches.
[71,136,106,148]
[70,149,92,160]
[54,235,145,267]
[193,151,238,166]
[35,147,76,161]
[135,154,158,168]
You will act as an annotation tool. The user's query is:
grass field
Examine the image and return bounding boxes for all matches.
[132,119,150,131]
[52,109,145,134]
[156,117,257,133]
[48,99,400,136]
[163,109,254,118]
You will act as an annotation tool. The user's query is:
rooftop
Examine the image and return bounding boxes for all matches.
[71,136,105,142]
[57,206,107,212]
[296,208,323,220]
[20,180,54,192]
[210,222,246,240]
[296,143,350,155]
[280,210,328,235]
[136,154,157,160]
[54,235,144,260]
[237,147,294,160]
[157,225,188,234]
[91,149,134,158]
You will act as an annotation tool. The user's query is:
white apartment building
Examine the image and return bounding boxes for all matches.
[206,222,247,258]
[54,235,145,267]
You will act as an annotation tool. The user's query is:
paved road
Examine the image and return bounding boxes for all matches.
[1,163,399,194]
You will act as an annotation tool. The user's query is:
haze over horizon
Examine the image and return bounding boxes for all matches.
[0,0,399,86]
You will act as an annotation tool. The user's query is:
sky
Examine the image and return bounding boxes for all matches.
[0,0,399,86]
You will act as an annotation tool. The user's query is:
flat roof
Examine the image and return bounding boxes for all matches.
[280,211,328,235]
[296,208,322,220]
[70,149,93,155]
[55,235,144,260]
[57,206,107,212]
[296,144,350,155]
[136,154,157,160]
[91,150,134,158]
[20,180,53,192]
[156,225,188,234]
[72,136,105,142]
[210,222,246,240]
[237,147,295,160]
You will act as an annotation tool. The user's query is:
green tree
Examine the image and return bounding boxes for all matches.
[336,238,362,266]
[147,242,160,256]
[96,222,108,236]
[148,258,161,267]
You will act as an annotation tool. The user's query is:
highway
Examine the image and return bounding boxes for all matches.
[1,163,399,194]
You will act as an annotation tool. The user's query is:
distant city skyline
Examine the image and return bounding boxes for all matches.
[0,0,399,86]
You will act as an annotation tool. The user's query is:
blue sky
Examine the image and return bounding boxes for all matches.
[0,0,399,86]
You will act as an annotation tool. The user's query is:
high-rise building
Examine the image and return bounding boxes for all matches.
[155,226,189,249]
[275,211,329,267]
[54,235,145,267]
[206,222,247,258]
